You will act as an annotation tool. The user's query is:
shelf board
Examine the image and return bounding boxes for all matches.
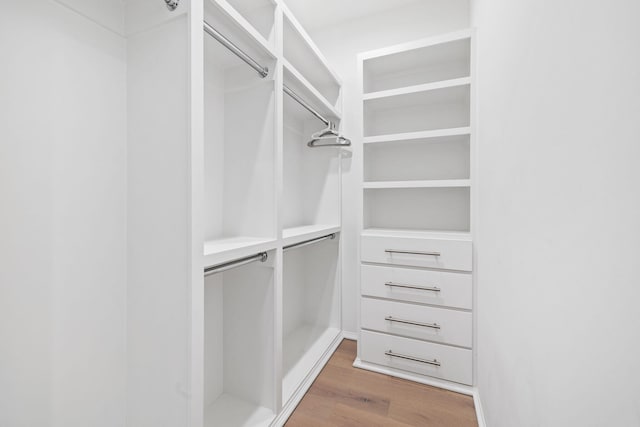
[363,179,471,189]
[282,324,341,403]
[362,227,472,241]
[283,59,341,121]
[281,4,342,87]
[204,394,274,427]
[282,224,341,247]
[363,77,470,101]
[207,0,277,60]
[363,127,471,144]
[203,236,277,268]
[359,29,473,61]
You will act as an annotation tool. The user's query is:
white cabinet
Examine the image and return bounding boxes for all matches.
[357,30,475,391]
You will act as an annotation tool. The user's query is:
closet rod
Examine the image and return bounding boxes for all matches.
[203,21,269,78]
[283,84,332,127]
[204,252,268,276]
[283,233,336,252]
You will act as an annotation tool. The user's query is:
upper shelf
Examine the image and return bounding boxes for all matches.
[282,4,342,109]
[205,0,277,62]
[284,59,341,122]
[361,30,471,94]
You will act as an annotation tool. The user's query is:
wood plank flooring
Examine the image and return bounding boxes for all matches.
[285,339,478,427]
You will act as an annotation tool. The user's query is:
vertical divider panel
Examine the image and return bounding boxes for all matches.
[189,0,205,426]
[273,1,285,414]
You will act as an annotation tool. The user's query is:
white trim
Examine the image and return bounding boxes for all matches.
[352,358,473,396]
[271,332,345,426]
[363,179,471,189]
[341,331,358,341]
[473,388,487,427]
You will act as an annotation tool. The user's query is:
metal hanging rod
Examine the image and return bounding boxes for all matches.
[283,84,332,127]
[283,233,336,252]
[204,252,268,276]
[203,21,269,78]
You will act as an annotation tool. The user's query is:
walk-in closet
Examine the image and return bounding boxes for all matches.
[3,0,639,426]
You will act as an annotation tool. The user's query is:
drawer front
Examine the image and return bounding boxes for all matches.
[360,330,472,385]
[361,298,472,348]
[361,264,472,309]
[361,235,472,271]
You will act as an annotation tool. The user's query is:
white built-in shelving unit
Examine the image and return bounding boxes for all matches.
[355,30,476,395]
[195,1,348,426]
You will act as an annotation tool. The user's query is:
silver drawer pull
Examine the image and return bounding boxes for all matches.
[385,350,441,367]
[385,316,441,329]
[385,282,441,292]
[385,249,441,257]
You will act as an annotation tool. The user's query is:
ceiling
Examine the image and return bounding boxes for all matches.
[283,0,421,32]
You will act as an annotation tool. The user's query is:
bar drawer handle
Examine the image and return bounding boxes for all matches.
[385,350,441,367]
[385,316,441,329]
[385,282,441,292]
[385,249,441,257]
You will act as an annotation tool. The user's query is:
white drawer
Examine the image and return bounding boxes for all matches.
[361,235,472,271]
[360,330,472,385]
[361,264,472,309]
[361,298,472,348]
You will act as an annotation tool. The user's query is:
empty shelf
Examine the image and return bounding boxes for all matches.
[362,228,472,241]
[363,127,471,144]
[282,224,341,247]
[203,236,277,267]
[204,394,274,427]
[364,179,471,189]
[282,325,341,403]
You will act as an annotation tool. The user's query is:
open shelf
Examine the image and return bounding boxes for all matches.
[207,0,277,54]
[364,187,470,232]
[365,133,470,182]
[282,325,341,402]
[363,179,471,189]
[364,83,470,137]
[284,59,341,121]
[282,6,341,109]
[203,13,276,252]
[363,127,471,144]
[283,87,341,233]
[204,252,276,427]
[363,77,470,101]
[282,224,341,247]
[283,236,340,403]
[363,32,471,94]
[203,236,277,267]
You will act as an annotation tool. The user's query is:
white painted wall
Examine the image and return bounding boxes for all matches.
[0,1,127,426]
[308,0,470,334]
[472,0,640,425]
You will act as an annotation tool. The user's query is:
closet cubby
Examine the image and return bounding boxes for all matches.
[363,83,470,137]
[363,37,470,94]
[203,5,277,266]
[204,252,276,427]
[207,0,276,50]
[282,236,341,403]
[282,89,341,243]
[283,9,342,111]
[364,187,470,232]
[364,134,471,183]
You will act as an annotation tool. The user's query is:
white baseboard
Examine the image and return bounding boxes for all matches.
[341,330,358,341]
[271,331,345,426]
[473,388,487,427]
[352,358,473,396]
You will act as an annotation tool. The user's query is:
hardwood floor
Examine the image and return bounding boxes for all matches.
[285,340,478,427]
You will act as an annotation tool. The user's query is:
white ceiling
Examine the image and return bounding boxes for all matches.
[283,0,421,32]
